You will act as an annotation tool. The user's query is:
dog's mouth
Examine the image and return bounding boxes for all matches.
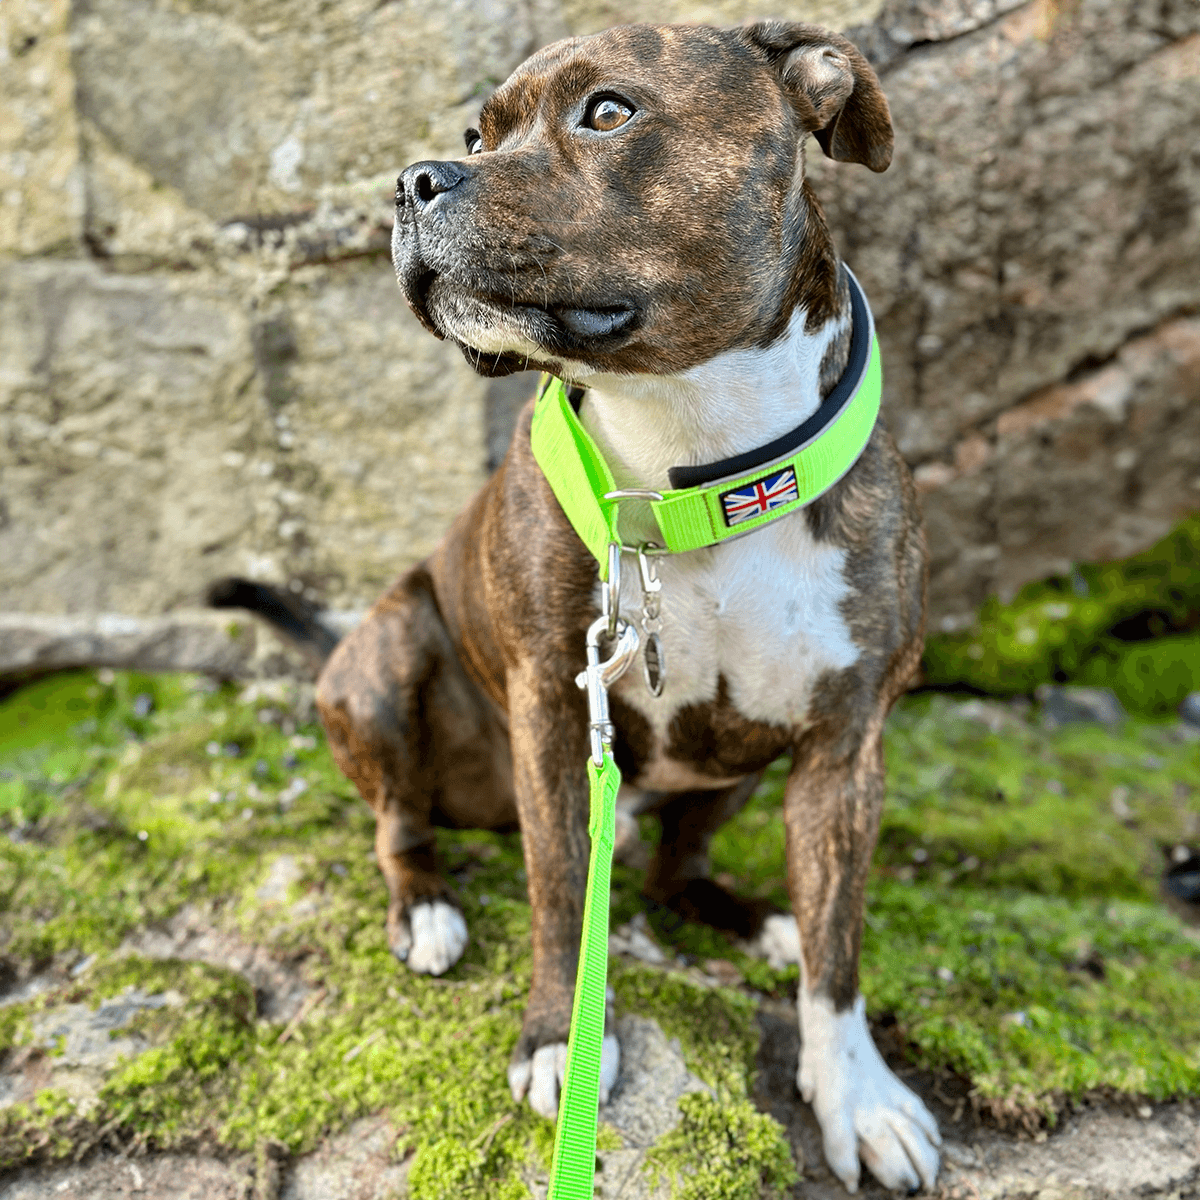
[407,269,639,375]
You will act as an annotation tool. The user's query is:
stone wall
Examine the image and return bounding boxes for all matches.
[2,0,1197,629]
[816,0,1200,627]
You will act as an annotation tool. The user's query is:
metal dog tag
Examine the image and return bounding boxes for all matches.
[642,631,665,697]
[635,544,665,698]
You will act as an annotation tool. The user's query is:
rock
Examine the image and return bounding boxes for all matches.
[1036,684,1127,729]
[609,912,668,966]
[954,698,1025,734]
[119,904,315,1023]
[849,0,1030,68]
[810,0,1200,623]
[0,257,489,615]
[1180,692,1200,729]
[937,1105,1200,1200]
[562,0,882,39]
[280,1115,410,1200]
[0,989,179,1114]
[71,0,568,227]
[0,0,84,257]
[591,1015,713,1200]
[0,610,315,681]
[1162,848,1200,907]
[4,0,1200,632]
[702,958,744,987]
[603,1015,712,1145]
[0,1154,253,1200]
[256,854,303,905]
[878,0,1031,44]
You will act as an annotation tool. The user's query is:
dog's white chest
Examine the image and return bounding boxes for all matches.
[612,512,860,750]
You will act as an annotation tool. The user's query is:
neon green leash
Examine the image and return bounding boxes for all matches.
[536,267,882,1200]
[546,551,638,1200]
[546,752,621,1199]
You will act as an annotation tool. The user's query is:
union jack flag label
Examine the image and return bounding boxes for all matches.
[719,466,800,527]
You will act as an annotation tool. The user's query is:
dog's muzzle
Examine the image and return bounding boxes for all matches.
[391,158,639,369]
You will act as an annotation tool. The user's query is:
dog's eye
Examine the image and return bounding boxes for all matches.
[584,97,634,133]
[464,128,483,155]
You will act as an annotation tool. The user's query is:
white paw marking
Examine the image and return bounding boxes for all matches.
[528,1042,568,1119]
[753,913,803,970]
[508,1033,621,1118]
[399,901,468,976]
[798,993,941,1194]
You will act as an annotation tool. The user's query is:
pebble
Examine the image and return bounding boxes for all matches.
[1036,685,1126,728]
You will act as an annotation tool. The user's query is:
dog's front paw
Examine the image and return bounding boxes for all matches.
[798,993,940,1194]
[751,912,803,969]
[508,1034,620,1118]
[389,900,468,975]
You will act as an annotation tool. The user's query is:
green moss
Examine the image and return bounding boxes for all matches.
[922,514,1200,713]
[609,963,759,1096]
[704,695,1200,1116]
[0,1090,81,1171]
[876,695,1199,901]
[861,883,1200,1118]
[644,1093,797,1200]
[2,663,1198,1184]
[99,962,258,1145]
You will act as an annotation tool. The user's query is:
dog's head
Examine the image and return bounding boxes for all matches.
[392,22,891,379]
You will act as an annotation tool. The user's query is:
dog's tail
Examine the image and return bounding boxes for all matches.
[206,577,344,668]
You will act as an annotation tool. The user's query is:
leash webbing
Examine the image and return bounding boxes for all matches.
[547,751,621,1199]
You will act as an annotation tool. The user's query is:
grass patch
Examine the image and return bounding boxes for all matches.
[1,666,1198,1190]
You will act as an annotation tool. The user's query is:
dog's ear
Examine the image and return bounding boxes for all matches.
[738,21,893,173]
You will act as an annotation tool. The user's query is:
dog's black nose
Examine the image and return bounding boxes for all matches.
[396,160,466,214]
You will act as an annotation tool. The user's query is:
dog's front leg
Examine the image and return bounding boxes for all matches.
[504,660,620,1119]
[785,718,941,1194]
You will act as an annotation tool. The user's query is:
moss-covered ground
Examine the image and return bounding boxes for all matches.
[1,656,1198,1195]
[922,516,1200,715]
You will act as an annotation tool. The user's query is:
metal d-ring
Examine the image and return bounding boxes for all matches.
[603,488,664,503]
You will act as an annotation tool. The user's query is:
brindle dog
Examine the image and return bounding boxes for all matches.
[313,21,934,1193]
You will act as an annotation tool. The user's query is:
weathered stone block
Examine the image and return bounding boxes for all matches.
[2,0,1198,632]
[0,0,84,256]
[563,0,881,37]
[811,0,1200,620]
[0,257,488,613]
[70,0,568,226]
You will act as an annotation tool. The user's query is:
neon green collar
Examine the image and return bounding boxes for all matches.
[530,268,881,578]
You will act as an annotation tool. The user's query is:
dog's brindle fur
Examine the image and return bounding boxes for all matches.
[316,21,936,1192]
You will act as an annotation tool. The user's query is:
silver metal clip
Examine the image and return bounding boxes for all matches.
[635,543,666,697]
[575,616,640,767]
